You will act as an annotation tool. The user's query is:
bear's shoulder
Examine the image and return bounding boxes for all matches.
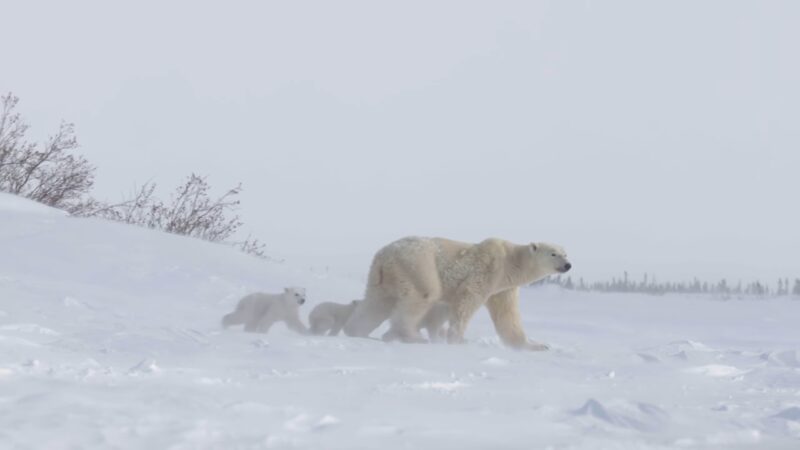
[474,238,511,255]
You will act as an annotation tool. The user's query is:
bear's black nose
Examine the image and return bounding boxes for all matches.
[564,263,572,271]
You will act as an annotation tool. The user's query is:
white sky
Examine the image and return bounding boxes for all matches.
[2,0,798,283]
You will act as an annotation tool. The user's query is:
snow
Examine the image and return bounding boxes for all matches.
[1,192,799,449]
[0,193,66,216]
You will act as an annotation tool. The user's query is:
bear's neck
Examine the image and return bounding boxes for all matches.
[497,245,553,290]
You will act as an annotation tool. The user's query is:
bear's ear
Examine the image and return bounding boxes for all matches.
[284,287,290,293]
[529,243,538,253]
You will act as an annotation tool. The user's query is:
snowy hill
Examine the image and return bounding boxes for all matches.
[0,193,798,449]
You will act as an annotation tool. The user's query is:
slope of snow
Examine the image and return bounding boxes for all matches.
[1,193,798,449]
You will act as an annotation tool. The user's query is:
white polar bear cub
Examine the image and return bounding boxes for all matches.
[222,287,309,335]
[343,237,571,350]
[308,300,361,336]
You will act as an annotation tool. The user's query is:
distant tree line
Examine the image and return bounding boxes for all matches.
[540,271,800,298]
[0,92,267,258]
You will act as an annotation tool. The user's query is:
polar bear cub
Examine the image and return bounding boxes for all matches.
[308,300,361,336]
[221,287,308,334]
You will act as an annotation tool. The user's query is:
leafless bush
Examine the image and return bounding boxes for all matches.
[158,174,243,242]
[229,234,270,260]
[80,182,159,225]
[2,92,268,259]
[0,93,95,213]
[82,174,269,258]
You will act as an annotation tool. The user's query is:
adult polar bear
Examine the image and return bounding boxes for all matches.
[343,237,571,350]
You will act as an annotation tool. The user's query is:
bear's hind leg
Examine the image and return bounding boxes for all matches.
[384,295,433,343]
[254,309,280,334]
[419,303,449,342]
[384,261,442,343]
[328,319,346,336]
[243,315,261,332]
[446,293,486,344]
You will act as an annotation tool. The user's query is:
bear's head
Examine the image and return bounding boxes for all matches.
[284,287,307,305]
[528,242,571,274]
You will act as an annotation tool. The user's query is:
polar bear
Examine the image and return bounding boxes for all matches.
[221,287,309,334]
[308,300,361,336]
[343,237,571,350]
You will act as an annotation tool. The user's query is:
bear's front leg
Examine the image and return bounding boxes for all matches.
[284,313,309,335]
[485,288,549,351]
[524,340,550,351]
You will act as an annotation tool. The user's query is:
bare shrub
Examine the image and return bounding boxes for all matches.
[164,175,242,241]
[0,93,94,212]
[82,174,269,258]
[2,92,268,259]
[230,234,269,260]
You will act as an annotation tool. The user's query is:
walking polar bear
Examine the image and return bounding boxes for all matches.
[222,287,308,334]
[343,237,571,350]
[309,300,361,336]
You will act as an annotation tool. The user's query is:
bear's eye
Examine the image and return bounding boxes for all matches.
[551,253,557,257]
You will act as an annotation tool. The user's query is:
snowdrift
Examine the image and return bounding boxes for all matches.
[1,193,798,449]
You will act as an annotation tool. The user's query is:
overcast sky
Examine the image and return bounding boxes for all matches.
[2,1,798,283]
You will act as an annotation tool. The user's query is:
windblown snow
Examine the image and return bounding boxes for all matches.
[0,193,798,449]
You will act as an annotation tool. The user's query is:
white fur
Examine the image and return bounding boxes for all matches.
[417,302,450,342]
[308,300,360,336]
[221,287,308,335]
[343,237,570,349]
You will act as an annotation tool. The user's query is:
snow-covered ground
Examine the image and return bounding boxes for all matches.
[1,193,798,449]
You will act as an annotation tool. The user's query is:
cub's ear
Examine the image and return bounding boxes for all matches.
[529,243,538,253]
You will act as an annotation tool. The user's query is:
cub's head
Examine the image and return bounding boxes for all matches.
[284,287,307,305]
[528,242,571,274]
